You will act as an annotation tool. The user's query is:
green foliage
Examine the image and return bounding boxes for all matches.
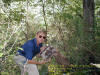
[0,53,3,57]
[2,0,12,5]
[0,0,100,75]
[39,64,48,75]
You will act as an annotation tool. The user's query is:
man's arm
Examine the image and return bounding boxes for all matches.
[28,46,51,64]
[27,59,46,64]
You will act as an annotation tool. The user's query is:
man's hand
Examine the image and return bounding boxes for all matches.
[40,58,51,64]
[40,60,47,64]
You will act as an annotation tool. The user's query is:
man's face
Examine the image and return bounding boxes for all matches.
[36,32,46,44]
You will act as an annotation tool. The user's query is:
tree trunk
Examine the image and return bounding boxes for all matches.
[83,0,95,63]
[83,0,95,41]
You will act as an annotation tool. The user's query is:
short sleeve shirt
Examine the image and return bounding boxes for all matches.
[18,38,42,60]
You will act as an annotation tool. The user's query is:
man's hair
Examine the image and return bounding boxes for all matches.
[36,29,47,35]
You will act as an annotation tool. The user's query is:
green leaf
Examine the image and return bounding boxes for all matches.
[0,53,3,57]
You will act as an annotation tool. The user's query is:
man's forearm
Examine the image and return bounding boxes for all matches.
[28,60,41,64]
[28,60,44,64]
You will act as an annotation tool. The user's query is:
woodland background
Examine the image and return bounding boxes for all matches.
[0,0,100,75]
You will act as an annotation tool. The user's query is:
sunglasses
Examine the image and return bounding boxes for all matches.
[39,35,46,39]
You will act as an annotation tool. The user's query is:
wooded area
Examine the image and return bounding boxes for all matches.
[0,0,100,75]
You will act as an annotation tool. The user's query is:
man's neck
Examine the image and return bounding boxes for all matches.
[37,41,39,46]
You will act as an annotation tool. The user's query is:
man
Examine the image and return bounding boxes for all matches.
[14,30,48,75]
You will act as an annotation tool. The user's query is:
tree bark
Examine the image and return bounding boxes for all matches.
[83,0,95,41]
[41,0,48,42]
[83,0,95,63]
